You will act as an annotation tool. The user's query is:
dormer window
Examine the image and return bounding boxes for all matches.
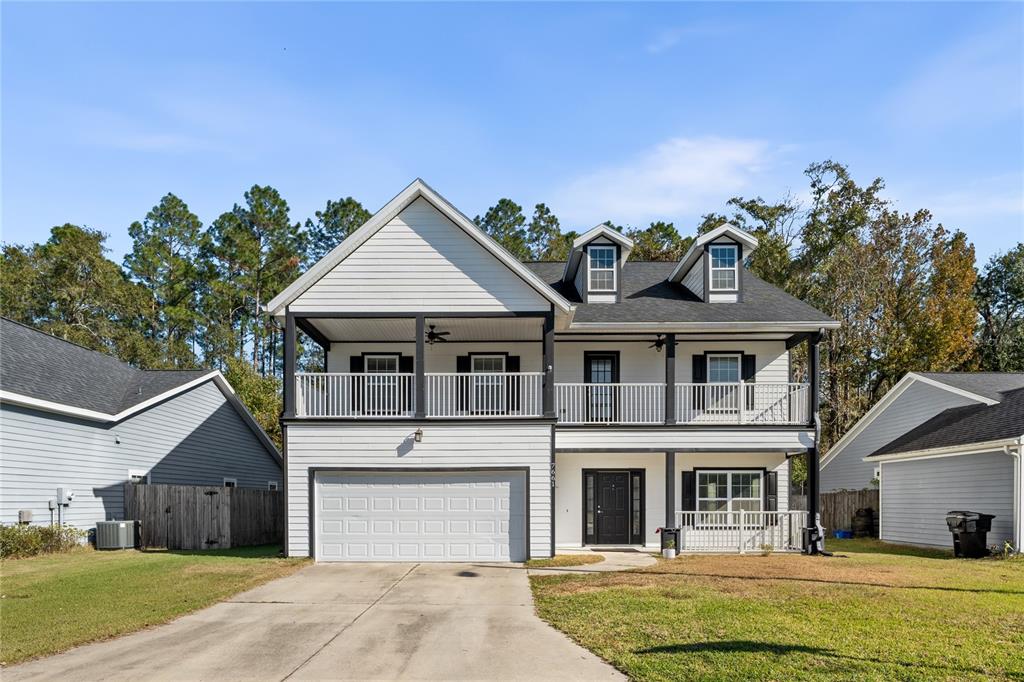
[588,246,616,292]
[709,244,738,291]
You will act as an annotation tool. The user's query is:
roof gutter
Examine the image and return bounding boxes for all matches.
[567,321,841,332]
[862,437,1023,463]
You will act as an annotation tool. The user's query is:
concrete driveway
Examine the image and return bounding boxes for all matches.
[5,563,622,681]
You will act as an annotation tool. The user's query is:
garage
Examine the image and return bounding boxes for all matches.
[315,470,528,562]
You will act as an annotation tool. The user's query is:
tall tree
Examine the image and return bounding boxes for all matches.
[123,193,206,367]
[626,221,692,261]
[474,199,530,260]
[203,185,306,374]
[305,197,371,264]
[974,243,1024,371]
[526,203,562,260]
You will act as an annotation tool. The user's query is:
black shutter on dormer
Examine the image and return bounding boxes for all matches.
[505,355,520,413]
[457,355,471,412]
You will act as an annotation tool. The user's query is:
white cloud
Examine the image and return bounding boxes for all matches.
[886,24,1023,131]
[645,22,736,54]
[552,136,775,227]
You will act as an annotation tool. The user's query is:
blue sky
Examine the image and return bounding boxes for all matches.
[3,2,1022,264]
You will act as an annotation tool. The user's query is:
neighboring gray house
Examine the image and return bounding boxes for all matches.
[822,372,1023,550]
[0,318,281,531]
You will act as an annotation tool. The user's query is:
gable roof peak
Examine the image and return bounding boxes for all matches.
[668,223,760,283]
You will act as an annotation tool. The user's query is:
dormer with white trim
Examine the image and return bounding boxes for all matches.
[560,224,634,304]
[668,224,758,303]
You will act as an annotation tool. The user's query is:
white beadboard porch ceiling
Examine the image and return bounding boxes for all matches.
[306,316,544,343]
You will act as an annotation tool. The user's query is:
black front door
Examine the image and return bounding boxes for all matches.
[596,471,630,544]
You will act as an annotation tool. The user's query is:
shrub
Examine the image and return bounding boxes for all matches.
[0,524,87,559]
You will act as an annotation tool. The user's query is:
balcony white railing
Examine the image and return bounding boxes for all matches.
[425,372,543,418]
[555,383,665,424]
[674,510,807,553]
[296,373,416,418]
[675,383,809,425]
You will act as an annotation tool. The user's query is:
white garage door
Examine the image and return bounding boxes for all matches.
[315,471,527,562]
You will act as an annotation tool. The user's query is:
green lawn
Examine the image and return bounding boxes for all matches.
[1,545,309,665]
[530,539,1024,681]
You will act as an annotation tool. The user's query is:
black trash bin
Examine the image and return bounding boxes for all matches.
[945,511,996,558]
[659,527,680,553]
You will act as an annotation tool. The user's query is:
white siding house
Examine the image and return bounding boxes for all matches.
[266,179,839,561]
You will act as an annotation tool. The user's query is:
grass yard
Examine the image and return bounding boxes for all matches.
[530,539,1024,681]
[526,553,607,568]
[0,545,308,665]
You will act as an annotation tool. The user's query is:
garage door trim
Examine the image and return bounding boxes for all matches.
[307,466,531,561]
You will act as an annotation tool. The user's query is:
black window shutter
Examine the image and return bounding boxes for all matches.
[398,356,414,411]
[681,471,696,512]
[742,354,756,409]
[765,471,778,524]
[505,355,520,413]
[456,355,470,412]
[350,356,364,412]
[691,356,706,409]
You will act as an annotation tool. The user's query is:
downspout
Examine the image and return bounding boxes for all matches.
[1006,436,1024,553]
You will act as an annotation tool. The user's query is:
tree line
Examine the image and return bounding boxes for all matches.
[1,160,1021,452]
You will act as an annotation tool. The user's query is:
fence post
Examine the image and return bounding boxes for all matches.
[738,509,745,554]
[737,381,745,424]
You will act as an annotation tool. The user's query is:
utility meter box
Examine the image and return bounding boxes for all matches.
[56,488,75,505]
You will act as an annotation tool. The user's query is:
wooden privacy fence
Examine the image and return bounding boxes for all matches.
[790,488,880,536]
[124,483,283,550]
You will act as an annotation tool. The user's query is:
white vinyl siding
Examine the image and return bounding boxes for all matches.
[820,382,982,492]
[285,423,552,559]
[880,451,1015,548]
[327,342,543,375]
[0,382,281,530]
[291,198,549,313]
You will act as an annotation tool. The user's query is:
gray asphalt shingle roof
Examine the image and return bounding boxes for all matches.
[0,318,210,415]
[523,261,835,325]
[870,375,1024,457]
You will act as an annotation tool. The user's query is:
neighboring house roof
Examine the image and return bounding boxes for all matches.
[0,318,280,461]
[867,382,1024,458]
[525,261,837,328]
[912,372,1024,403]
[265,178,574,318]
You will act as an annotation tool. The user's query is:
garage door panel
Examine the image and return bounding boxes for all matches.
[316,471,527,562]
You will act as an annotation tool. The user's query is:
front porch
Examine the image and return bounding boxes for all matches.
[554,451,809,554]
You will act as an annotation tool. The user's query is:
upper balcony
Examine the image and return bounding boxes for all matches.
[294,373,810,425]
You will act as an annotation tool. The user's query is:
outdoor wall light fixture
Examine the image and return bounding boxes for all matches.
[414,428,423,443]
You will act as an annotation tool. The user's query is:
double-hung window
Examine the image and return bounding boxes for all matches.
[709,244,738,291]
[471,355,505,415]
[697,470,762,524]
[588,246,616,292]
[707,354,741,413]
[365,354,400,415]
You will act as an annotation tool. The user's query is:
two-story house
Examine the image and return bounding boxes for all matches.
[266,179,838,562]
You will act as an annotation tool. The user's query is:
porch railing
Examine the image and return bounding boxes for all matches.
[555,383,665,424]
[296,373,415,418]
[674,510,808,553]
[425,372,543,418]
[675,383,809,425]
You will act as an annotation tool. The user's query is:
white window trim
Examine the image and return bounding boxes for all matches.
[696,470,764,515]
[588,245,617,292]
[223,477,238,488]
[708,244,739,292]
[268,481,279,491]
[706,353,742,383]
[364,354,400,373]
[471,355,506,413]
[128,469,149,484]
[471,354,506,373]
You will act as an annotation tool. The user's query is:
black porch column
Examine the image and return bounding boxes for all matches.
[543,311,555,418]
[664,333,676,425]
[415,315,426,418]
[283,310,296,418]
[806,331,822,552]
[665,450,676,527]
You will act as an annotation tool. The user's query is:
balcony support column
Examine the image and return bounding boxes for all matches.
[415,315,426,418]
[665,450,676,528]
[543,311,555,418]
[283,310,296,418]
[664,333,676,424]
[805,330,823,554]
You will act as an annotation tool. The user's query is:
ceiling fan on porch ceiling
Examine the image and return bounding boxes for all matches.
[649,334,676,352]
[426,325,451,344]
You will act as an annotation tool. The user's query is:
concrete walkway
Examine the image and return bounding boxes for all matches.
[5,563,622,681]
[527,550,658,576]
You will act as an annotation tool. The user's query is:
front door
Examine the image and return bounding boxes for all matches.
[596,472,630,544]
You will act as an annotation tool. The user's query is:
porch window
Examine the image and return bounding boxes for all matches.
[588,246,616,291]
[365,354,400,415]
[707,354,741,412]
[696,470,762,520]
[472,355,505,415]
[709,244,738,290]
